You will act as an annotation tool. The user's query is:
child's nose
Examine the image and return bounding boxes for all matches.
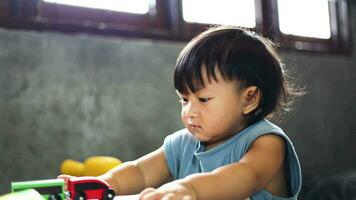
[185,102,199,118]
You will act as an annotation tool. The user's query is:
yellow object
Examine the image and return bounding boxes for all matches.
[60,156,122,176]
[60,159,85,176]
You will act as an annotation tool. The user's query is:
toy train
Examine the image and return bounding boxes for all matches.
[11,177,115,200]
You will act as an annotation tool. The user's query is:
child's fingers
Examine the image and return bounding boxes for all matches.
[57,174,74,179]
[160,193,174,200]
[139,187,155,197]
[141,192,164,200]
[182,195,193,200]
[159,194,192,200]
[57,174,75,190]
[139,188,163,200]
[138,188,155,200]
[161,194,192,200]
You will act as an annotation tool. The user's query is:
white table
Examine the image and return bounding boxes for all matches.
[113,194,251,200]
[114,194,140,200]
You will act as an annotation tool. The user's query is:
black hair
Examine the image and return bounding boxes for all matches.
[174,25,303,125]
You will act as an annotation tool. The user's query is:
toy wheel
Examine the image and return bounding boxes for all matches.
[48,194,62,200]
[74,192,86,200]
[102,189,115,200]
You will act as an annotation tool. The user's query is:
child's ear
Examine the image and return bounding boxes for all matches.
[241,86,261,115]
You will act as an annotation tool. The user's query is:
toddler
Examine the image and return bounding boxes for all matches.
[64,26,302,200]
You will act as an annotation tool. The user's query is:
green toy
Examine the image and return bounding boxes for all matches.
[11,179,65,200]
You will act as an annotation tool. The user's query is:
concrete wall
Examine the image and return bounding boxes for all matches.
[0,31,184,193]
[0,3,355,196]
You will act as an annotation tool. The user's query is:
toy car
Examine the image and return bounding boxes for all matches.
[11,179,65,200]
[67,177,115,200]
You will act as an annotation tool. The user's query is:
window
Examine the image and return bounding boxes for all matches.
[257,0,351,53]
[182,0,255,28]
[37,0,168,35]
[0,0,351,53]
[277,0,331,39]
[0,0,171,40]
[42,0,152,14]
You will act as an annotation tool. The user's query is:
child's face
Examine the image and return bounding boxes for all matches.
[177,68,247,149]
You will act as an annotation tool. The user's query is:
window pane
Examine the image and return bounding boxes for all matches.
[277,0,331,39]
[42,0,152,14]
[182,0,255,28]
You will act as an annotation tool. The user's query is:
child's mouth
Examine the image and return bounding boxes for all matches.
[188,124,202,130]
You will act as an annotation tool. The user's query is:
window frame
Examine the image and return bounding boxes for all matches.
[260,0,352,54]
[0,0,352,54]
[0,0,176,40]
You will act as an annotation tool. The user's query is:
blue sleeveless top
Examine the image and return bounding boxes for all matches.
[163,119,301,200]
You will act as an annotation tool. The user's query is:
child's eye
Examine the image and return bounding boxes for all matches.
[179,98,188,104]
[199,97,211,103]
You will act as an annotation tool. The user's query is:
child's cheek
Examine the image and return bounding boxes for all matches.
[180,109,187,124]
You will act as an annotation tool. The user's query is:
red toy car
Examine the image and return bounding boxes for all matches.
[67,177,115,200]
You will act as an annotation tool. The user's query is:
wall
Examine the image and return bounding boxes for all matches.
[0,3,355,197]
[0,31,184,193]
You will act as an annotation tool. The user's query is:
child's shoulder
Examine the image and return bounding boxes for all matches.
[236,119,289,147]
[248,119,285,137]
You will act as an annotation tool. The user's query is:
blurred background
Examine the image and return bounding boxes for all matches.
[0,0,355,199]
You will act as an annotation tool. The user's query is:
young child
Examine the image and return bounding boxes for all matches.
[64,26,302,200]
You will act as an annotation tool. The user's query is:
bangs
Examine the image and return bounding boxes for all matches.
[174,57,219,95]
[174,33,233,94]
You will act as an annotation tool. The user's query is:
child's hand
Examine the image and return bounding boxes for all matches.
[57,174,75,190]
[138,182,196,200]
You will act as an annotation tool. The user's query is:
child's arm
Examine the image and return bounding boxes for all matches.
[139,134,286,200]
[98,147,172,195]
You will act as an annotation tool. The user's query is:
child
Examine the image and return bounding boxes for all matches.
[63,26,302,200]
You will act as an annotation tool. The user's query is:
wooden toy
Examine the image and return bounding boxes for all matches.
[67,177,115,200]
[11,179,65,200]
